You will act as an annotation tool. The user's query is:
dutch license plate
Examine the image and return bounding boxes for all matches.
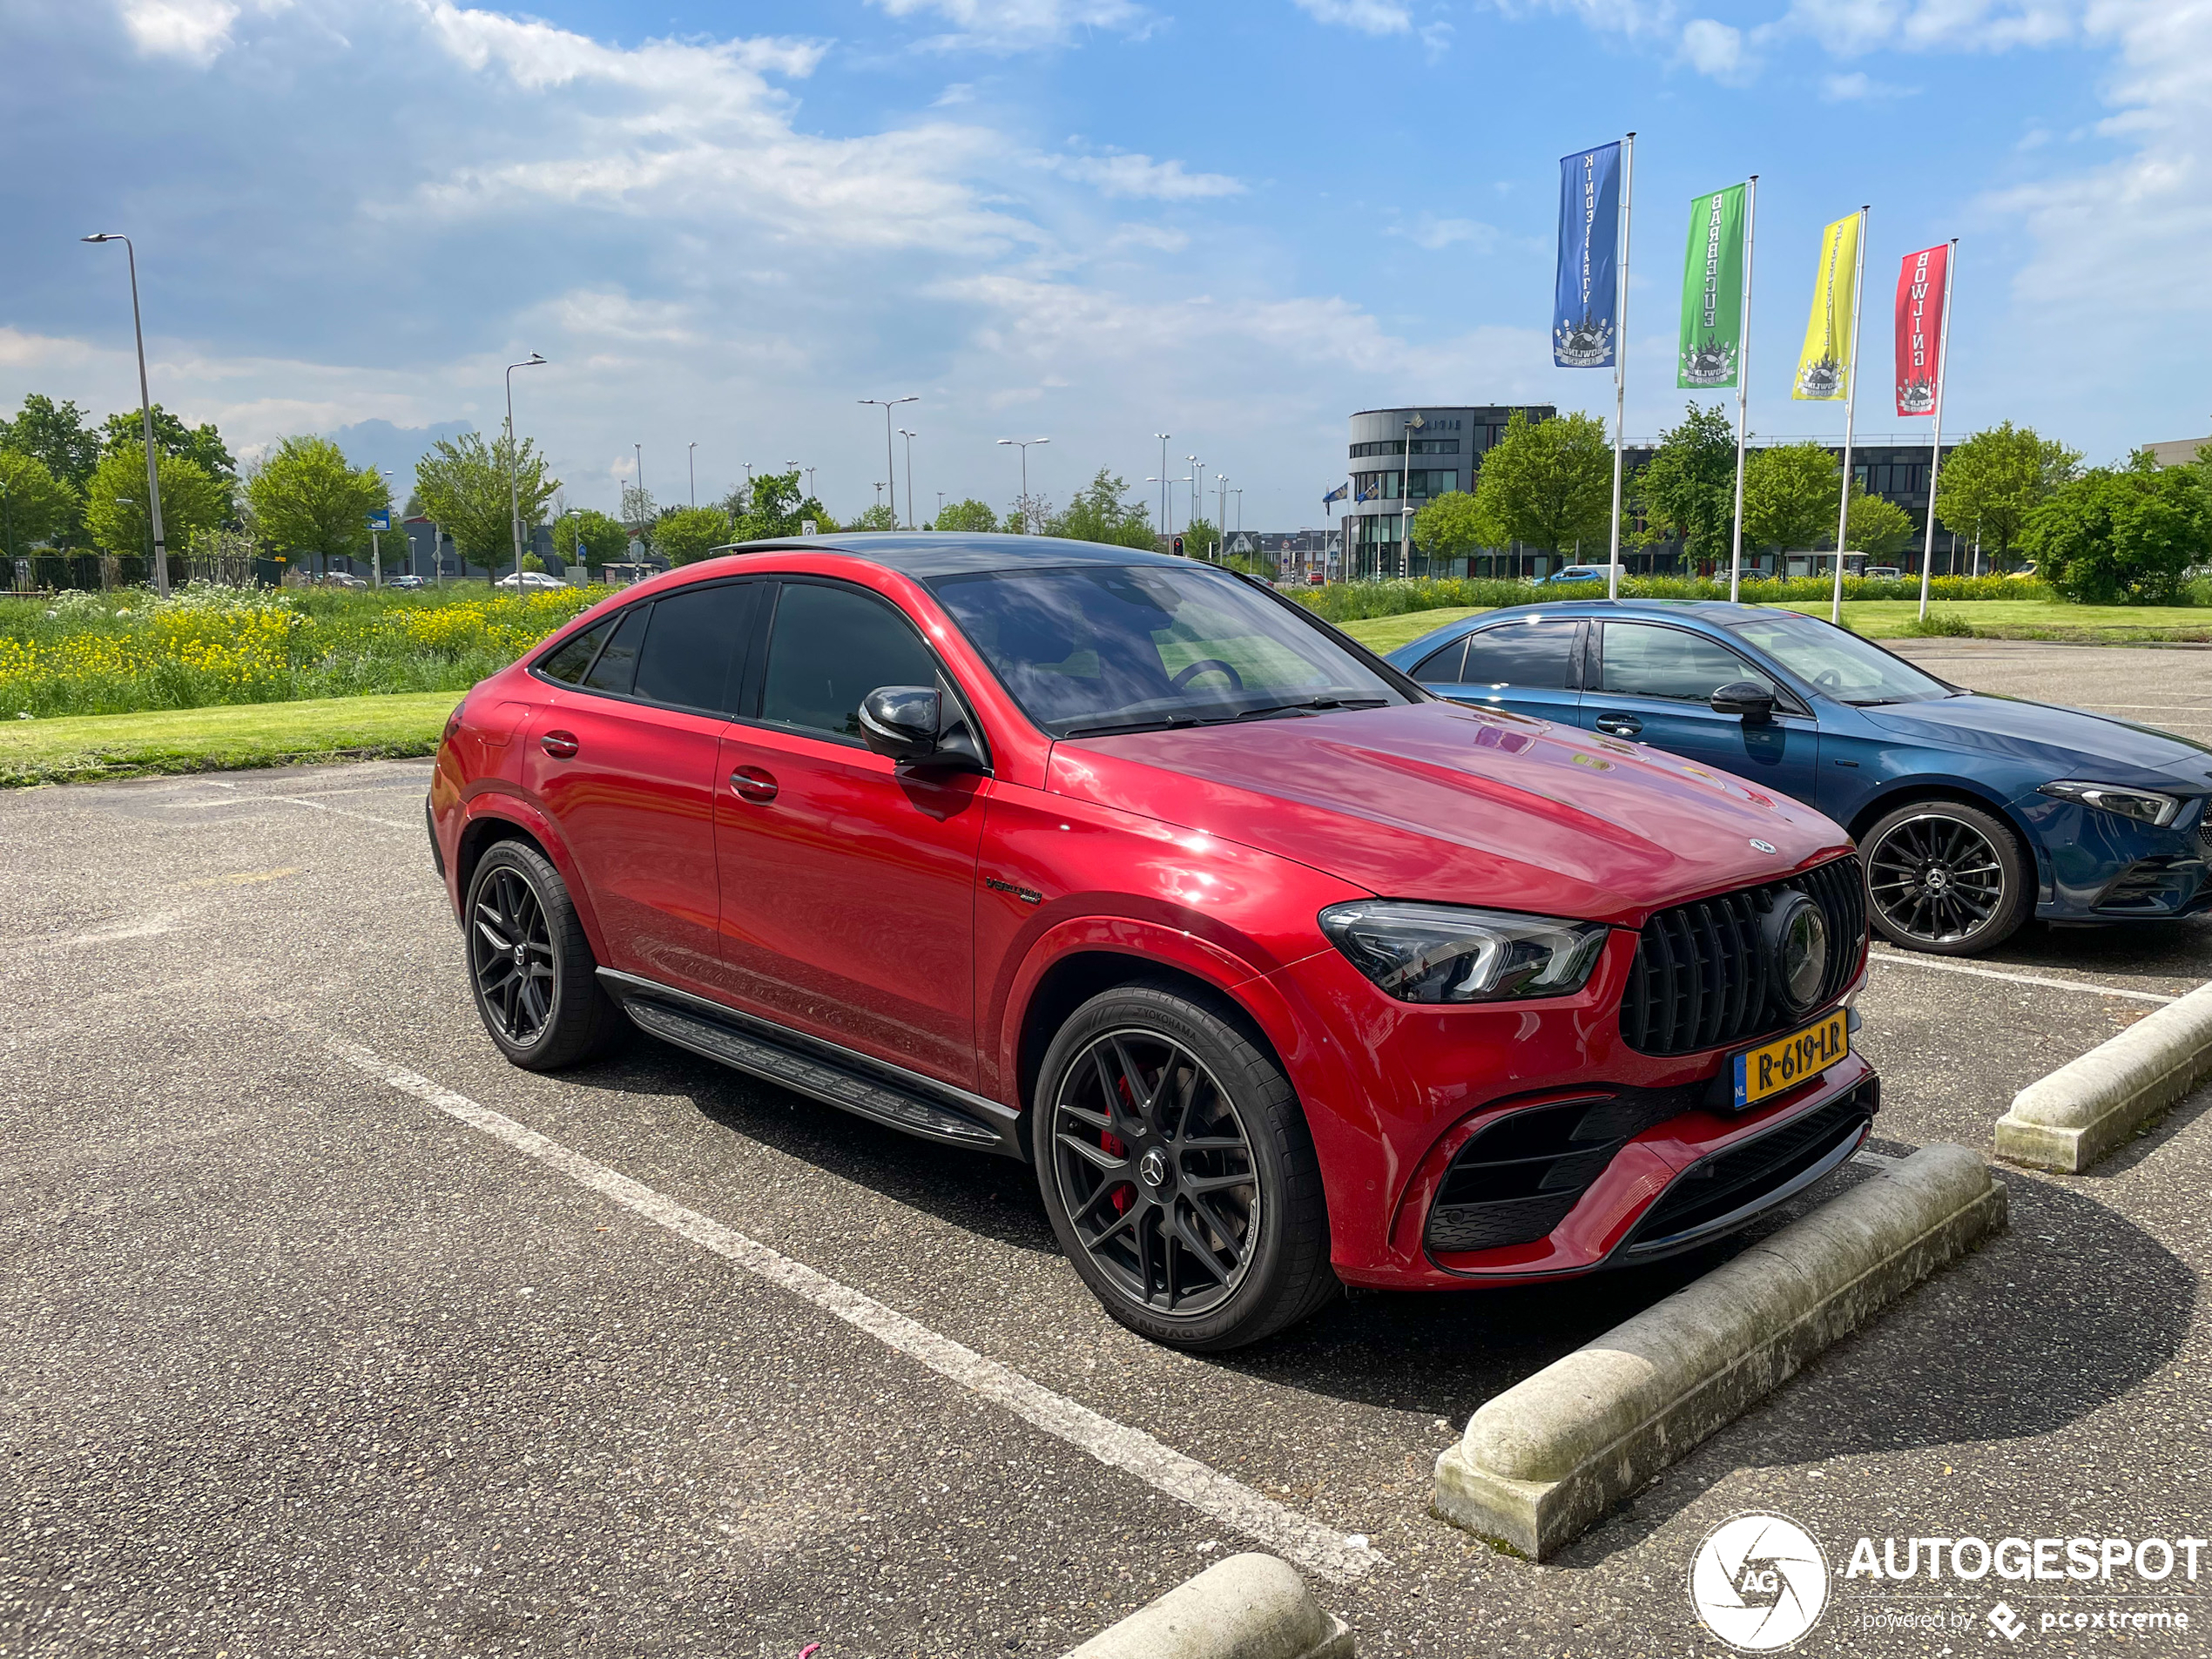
[1732,1012,1847,1109]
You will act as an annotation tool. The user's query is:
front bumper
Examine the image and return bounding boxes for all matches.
[2021,790,2212,919]
[1259,928,1876,1290]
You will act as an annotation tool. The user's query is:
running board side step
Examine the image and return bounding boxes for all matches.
[597,968,1026,1160]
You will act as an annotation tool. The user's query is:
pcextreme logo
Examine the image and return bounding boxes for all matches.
[1689,1512,1831,1651]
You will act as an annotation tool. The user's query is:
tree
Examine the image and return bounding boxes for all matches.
[1742,442,1838,552]
[1939,421,2081,569]
[2022,458,2209,604]
[1637,403,1737,562]
[84,442,231,557]
[414,431,559,566]
[724,469,833,542]
[555,508,631,570]
[1174,516,1220,557]
[1410,489,1495,563]
[654,506,735,566]
[1045,469,1157,549]
[0,450,79,552]
[0,395,103,495]
[1468,408,1613,554]
[934,498,999,532]
[244,435,389,562]
[848,502,900,530]
[1845,485,1916,558]
[98,404,236,482]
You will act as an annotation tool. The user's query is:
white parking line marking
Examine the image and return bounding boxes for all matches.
[1868,950,2178,1004]
[201,780,414,831]
[327,1038,1383,1585]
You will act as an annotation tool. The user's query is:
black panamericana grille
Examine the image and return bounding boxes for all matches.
[1622,1083,1877,1251]
[1619,855,1867,1057]
[1425,1089,1695,1255]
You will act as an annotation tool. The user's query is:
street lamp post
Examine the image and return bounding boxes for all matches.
[688,441,698,509]
[859,396,918,529]
[372,468,394,588]
[897,429,916,529]
[1400,413,1425,579]
[996,437,1049,533]
[1187,455,1202,536]
[80,232,170,597]
[504,353,547,588]
[1153,434,1170,543]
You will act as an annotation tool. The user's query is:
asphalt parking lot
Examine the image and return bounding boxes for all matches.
[4,644,2209,1657]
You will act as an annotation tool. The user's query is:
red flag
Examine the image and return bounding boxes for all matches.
[1893,243,1950,417]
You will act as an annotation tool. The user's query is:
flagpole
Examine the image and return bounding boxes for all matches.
[1728,175,1758,604]
[1608,131,1635,602]
[1917,239,1958,622]
[1830,205,1869,625]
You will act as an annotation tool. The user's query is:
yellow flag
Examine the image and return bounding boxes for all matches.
[1793,212,1862,401]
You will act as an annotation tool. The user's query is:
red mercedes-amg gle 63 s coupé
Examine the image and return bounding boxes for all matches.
[428,536,1877,1350]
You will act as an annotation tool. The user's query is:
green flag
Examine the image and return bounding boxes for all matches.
[1678,184,1747,389]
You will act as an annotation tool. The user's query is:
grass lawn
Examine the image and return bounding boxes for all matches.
[0,691,462,788]
[1336,599,2212,655]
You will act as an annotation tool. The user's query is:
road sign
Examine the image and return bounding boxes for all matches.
[367,509,391,531]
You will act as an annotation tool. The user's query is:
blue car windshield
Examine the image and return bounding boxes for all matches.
[928,563,1408,737]
[1728,613,1955,705]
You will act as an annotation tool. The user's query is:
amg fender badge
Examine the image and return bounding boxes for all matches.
[983,876,1043,906]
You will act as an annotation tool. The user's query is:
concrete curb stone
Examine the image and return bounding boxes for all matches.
[1060,1552,1353,1659]
[1432,1143,2006,1561]
[1993,981,2212,1173]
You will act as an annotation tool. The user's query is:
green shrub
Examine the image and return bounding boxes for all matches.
[1899,610,1976,637]
[1289,572,2055,624]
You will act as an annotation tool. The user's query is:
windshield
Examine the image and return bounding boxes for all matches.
[927,563,1412,737]
[1729,612,1956,705]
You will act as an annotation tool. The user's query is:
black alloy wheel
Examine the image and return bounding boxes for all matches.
[1050,1028,1259,1318]
[1033,982,1337,1351]
[1862,800,2030,955]
[463,840,627,1069]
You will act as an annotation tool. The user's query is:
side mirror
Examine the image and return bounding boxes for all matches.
[1710,680,1777,724]
[860,686,941,761]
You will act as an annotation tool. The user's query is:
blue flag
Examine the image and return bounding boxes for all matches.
[1323,482,1348,516]
[1554,142,1622,368]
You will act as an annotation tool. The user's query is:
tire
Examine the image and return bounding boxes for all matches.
[1861,799,2033,956]
[1031,981,1338,1352]
[464,840,627,1070]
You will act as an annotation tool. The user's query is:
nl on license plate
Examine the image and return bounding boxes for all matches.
[1732,1013,1847,1110]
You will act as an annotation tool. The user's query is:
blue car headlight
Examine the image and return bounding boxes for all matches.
[2037,780,2183,828]
[1318,901,1610,1003]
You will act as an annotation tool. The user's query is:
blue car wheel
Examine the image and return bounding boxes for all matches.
[1862,799,2033,954]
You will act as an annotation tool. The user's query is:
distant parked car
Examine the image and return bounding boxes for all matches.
[2008,562,2039,581]
[494,570,570,592]
[1541,563,1624,586]
[1388,597,2212,956]
[388,574,426,590]
[321,572,368,590]
[1865,566,1903,581]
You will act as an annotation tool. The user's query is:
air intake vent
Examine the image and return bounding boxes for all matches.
[1623,1087,1875,1253]
[1426,1093,1686,1255]
[1619,855,1866,1057]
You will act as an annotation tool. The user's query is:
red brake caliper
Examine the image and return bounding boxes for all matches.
[1103,1073,1134,1214]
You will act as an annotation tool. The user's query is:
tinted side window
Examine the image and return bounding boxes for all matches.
[759,583,938,741]
[1599,623,1777,702]
[581,604,650,695]
[1412,638,1468,685]
[1461,620,1580,690]
[539,619,610,685]
[633,583,754,715]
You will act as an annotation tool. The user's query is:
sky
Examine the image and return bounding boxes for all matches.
[2,0,2205,532]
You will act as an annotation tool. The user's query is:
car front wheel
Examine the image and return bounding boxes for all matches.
[465,840,626,1069]
[1862,800,2032,955]
[1032,982,1338,1352]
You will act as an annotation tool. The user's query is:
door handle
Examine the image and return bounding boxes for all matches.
[539,730,579,759]
[1594,714,1642,738]
[730,765,779,804]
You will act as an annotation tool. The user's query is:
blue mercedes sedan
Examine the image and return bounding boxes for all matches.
[1385,599,2212,955]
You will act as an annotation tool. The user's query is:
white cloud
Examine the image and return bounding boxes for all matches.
[1775,0,2073,54]
[116,0,242,62]
[1047,152,1246,199]
[1402,216,1501,251]
[1420,19,1455,57]
[869,0,1149,50]
[1820,67,1915,95]
[1680,16,1749,74]
[1291,0,1413,36]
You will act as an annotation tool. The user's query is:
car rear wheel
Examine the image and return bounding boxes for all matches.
[465,841,626,1069]
[1862,800,2031,955]
[1032,982,1338,1352]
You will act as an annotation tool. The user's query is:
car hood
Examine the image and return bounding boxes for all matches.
[1048,701,1850,927]
[1860,693,2212,790]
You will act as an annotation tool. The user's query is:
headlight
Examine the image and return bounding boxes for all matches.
[2037,780,2182,828]
[1318,901,1610,1004]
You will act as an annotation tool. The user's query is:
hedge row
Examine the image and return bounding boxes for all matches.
[1288,573,2058,623]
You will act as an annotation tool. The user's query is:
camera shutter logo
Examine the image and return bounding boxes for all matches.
[1689,1512,1831,1651]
